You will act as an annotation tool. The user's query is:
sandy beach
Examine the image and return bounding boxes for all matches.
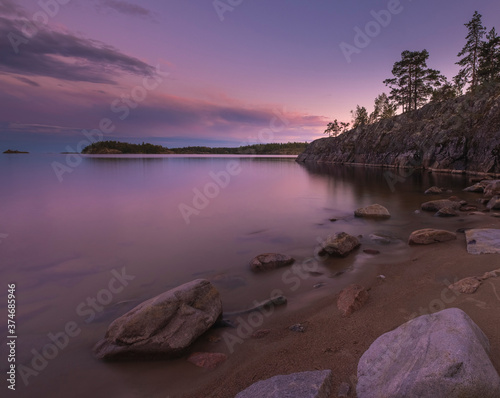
[180,210,500,398]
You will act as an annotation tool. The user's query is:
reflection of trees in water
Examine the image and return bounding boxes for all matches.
[297,161,469,211]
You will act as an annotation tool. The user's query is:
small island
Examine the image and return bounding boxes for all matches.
[81,140,308,155]
[3,149,29,154]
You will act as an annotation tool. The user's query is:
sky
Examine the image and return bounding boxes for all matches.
[1,0,499,152]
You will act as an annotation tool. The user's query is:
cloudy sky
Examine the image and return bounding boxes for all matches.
[1,0,499,152]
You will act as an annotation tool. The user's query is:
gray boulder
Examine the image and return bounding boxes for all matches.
[357,308,500,398]
[408,229,457,245]
[93,279,222,360]
[250,253,295,272]
[354,204,391,219]
[465,228,500,254]
[320,232,360,257]
[235,370,332,398]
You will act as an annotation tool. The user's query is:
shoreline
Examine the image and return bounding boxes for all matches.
[179,198,500,397]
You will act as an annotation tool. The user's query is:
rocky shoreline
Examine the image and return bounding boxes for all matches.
[297,84,500,176]
[93,178,500,397]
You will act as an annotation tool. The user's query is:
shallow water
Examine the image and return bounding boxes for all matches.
[0,154,476,397]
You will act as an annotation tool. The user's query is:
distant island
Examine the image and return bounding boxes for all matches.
[81,140,308,155]
[3,149,29,154]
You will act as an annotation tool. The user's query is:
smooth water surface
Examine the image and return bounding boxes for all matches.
[0,154,473,397]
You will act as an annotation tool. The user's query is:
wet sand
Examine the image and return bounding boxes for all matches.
[181,214,500,398]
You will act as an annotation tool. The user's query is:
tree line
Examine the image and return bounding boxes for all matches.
[81,141,308,155]
[325,11,500,137]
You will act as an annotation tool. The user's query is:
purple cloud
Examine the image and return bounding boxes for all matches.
[98,0,155,19]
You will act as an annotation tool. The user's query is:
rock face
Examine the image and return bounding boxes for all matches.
[296,84,500,174]
[354,204,391,219]
[465,229,500,254]
[357,308,500,398]
[425,186,443,194]
[337,284,369,316]
[408,229,457,245]
[320,232,360,257]
[93,279,222,360]
[249,253,295,272]
[235,370,332,398]
[421,199,461,212]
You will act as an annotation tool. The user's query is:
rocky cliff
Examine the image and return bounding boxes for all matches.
[297,84,500,175]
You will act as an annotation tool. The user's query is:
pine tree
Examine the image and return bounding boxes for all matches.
[456,11,487,89]
[324,120,341,137]
[369,93,396,123]
[351,106,369,128]
[384,50,444,113]
[478,27,500,84]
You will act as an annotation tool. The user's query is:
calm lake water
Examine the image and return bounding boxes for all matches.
[0,154,474,397]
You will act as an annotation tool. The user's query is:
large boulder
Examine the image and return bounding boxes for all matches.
[354,204,391,219]
[93,279,222,360]
[465,229,500,254]
[337,284,369,316]
[250,253,295,272]
[320,232,360,257]
[357,308,500,398]
[421,199,461,212]
[408,229,457,245]
[235,370,332,398]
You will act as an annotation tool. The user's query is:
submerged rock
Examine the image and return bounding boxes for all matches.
[235,370,332,398]
[448,277,481,294]
[93,279,222,360]
[463,182,485,193]
[434,207,458,217]
[354,204,391,219]
[408,229,457,245]
[337,284,369,316]
[249,253,295,272]
[320,232,360,257]
[187,352,227,370]
[421,199,461,212]
[425,186,443,195]
[357,308,500,398]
